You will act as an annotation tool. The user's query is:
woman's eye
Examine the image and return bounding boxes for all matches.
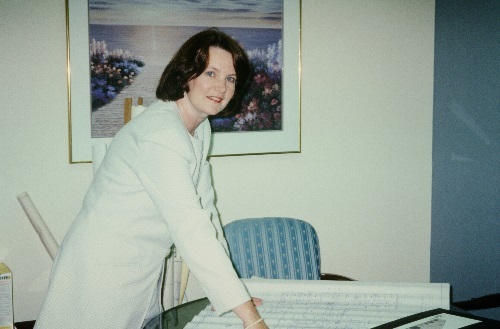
[226,76,236,83]
[206,71,215,77]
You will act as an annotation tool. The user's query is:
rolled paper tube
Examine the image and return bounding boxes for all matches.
[173,256,182,306]
[17,192,59,260]
[179,260,190,305]
[131,105,146,119]
[92,143,107,175]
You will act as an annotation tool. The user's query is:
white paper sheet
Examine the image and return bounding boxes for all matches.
[185,279,450,329]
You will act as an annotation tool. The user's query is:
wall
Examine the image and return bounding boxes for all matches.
[431,0,499,320]
[0,0,435,322]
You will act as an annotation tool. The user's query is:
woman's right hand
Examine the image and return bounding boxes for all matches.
[232,299,268,329]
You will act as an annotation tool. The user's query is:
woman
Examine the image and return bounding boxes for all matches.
[35,28,268,329]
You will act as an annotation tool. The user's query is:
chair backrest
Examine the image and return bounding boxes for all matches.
[223,217,321,280]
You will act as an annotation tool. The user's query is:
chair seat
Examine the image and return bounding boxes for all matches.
[224,217,321,280]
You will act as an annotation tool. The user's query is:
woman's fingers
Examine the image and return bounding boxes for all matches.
[251,297,263,306]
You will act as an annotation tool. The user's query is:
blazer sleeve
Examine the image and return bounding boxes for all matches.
[135,128,250,315]
[197,159,230,255]
[197,119,230,254]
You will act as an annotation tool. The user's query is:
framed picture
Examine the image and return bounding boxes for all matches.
[66,0,301,163]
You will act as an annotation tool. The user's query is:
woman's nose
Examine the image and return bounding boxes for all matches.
[214,77,227,92]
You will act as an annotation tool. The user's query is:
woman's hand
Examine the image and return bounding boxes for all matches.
[250,297,263,307]
[232,299,269,329]
[211,297,263,311]
[210,298,267,328]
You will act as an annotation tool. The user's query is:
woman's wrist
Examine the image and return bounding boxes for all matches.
[233,300,263,327]
[244,317,263,329]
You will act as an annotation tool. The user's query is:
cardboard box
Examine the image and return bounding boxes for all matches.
[0,263,13,329]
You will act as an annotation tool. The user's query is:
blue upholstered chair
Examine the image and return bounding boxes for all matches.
[223,217,321,280]
[224,217,354,281]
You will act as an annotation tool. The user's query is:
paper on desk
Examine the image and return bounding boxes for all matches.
[185,279,450,329]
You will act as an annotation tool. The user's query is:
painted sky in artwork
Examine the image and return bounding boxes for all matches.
[89,0,283,28]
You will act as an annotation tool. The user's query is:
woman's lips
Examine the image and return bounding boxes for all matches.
[207,96,222,103]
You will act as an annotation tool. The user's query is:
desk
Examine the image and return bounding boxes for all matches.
[143,298,210,329]
[155,280,452,328]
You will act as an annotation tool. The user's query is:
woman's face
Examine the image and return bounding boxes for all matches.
[186,47,236,119]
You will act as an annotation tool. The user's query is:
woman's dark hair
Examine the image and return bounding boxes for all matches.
[156,28,252,116]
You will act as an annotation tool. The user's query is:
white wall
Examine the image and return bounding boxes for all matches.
[0,0,435,322]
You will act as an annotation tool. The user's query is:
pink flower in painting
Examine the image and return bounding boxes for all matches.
[261,82,273,96]
[254,73,267,84]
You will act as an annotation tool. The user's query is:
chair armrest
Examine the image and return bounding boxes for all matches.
[320,273,356,281]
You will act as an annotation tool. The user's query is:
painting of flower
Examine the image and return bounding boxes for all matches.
[88,0,283,137]
[67,0,300,160]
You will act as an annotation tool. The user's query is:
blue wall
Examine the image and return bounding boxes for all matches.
[431,0,499,320]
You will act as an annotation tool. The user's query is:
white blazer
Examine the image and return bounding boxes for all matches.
[34,101,250,329]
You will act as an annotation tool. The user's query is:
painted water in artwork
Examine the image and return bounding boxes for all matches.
[88,1,283,138]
